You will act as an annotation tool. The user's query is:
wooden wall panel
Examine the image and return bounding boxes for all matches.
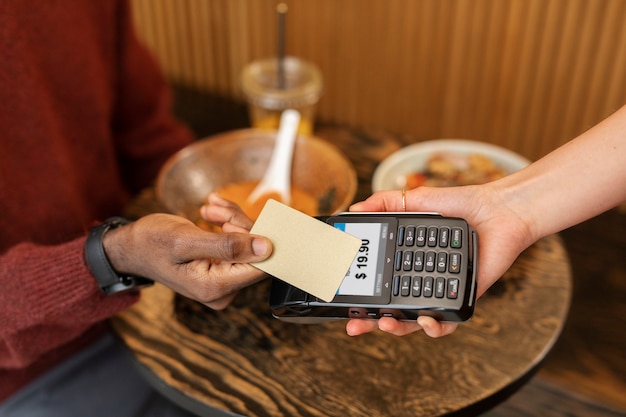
[130,0,626,161]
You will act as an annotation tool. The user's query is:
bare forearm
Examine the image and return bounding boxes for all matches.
[495,105,626,242]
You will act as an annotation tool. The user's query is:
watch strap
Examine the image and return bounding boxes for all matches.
[85,217,153,295]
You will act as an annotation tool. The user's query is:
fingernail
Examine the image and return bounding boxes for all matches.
[252,238,271,256]
[208,192,225,204]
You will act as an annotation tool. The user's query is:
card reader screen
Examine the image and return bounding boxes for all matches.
[333,222,388,296]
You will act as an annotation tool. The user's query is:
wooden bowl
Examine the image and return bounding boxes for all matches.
[156,129,357,221]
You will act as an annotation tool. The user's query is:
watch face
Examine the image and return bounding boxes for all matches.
[103,276,154,295]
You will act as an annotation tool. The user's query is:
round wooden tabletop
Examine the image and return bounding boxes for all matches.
[112,233,570,417]
[113,127,572,417]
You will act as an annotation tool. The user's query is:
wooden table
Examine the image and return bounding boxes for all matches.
[112,127,572,417]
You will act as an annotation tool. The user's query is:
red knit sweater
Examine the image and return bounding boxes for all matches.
[0,1,193,400]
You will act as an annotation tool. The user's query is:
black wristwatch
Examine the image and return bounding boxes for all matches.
[85,217,153,295]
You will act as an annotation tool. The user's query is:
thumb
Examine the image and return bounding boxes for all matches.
[173,231,272,264]
[350,190,404,212]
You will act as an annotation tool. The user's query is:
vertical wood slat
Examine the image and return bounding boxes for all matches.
[130,0,626,161]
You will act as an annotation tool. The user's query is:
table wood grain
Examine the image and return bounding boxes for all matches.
[112,127,572,417]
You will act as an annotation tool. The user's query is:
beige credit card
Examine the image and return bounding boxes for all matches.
[250,199,362,302]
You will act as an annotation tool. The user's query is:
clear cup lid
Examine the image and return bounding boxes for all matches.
[241,57,323,110]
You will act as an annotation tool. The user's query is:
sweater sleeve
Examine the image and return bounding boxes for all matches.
[0,237,137,369]
[0,0,191,373]
[111,1,194,193]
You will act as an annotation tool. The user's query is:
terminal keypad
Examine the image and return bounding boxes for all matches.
[394,225,463,300]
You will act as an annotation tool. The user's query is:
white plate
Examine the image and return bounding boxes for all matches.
[372,139,531,192]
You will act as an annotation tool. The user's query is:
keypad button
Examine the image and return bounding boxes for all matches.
[425,251,436,272]
[404,226,416,247]
[393,275,400,296]
[416,227,426,247]
[397,226,405,246]
[401,276,411,296]
[427,227,438,247]
[451,228,463,248]
[402,251,413,271]
[413,251,424,271]
[435,277,445,298]
[412,276,422,297]
[447,278,459,299]
[395,251,403,271]
[436,252,448,273]
[439,227,449,247]
[423,276,434,297]
[449,252,461,274]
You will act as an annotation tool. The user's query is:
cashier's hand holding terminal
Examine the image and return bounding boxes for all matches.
[345,186,526,338]
[347,104,626,337]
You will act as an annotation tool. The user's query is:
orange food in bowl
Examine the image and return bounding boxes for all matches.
[215,181,318,220]
[155,129,357,229]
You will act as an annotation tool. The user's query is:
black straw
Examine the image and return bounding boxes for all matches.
[277,3,287,89]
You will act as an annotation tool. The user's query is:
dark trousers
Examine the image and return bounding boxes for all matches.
[0,333,203,417]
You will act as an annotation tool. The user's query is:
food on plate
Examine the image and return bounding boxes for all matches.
[404,153,507,188]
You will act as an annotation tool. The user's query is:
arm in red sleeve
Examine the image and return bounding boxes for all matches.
[0,0,191,390]
[111,0,194,193]
[0,237,137,369]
